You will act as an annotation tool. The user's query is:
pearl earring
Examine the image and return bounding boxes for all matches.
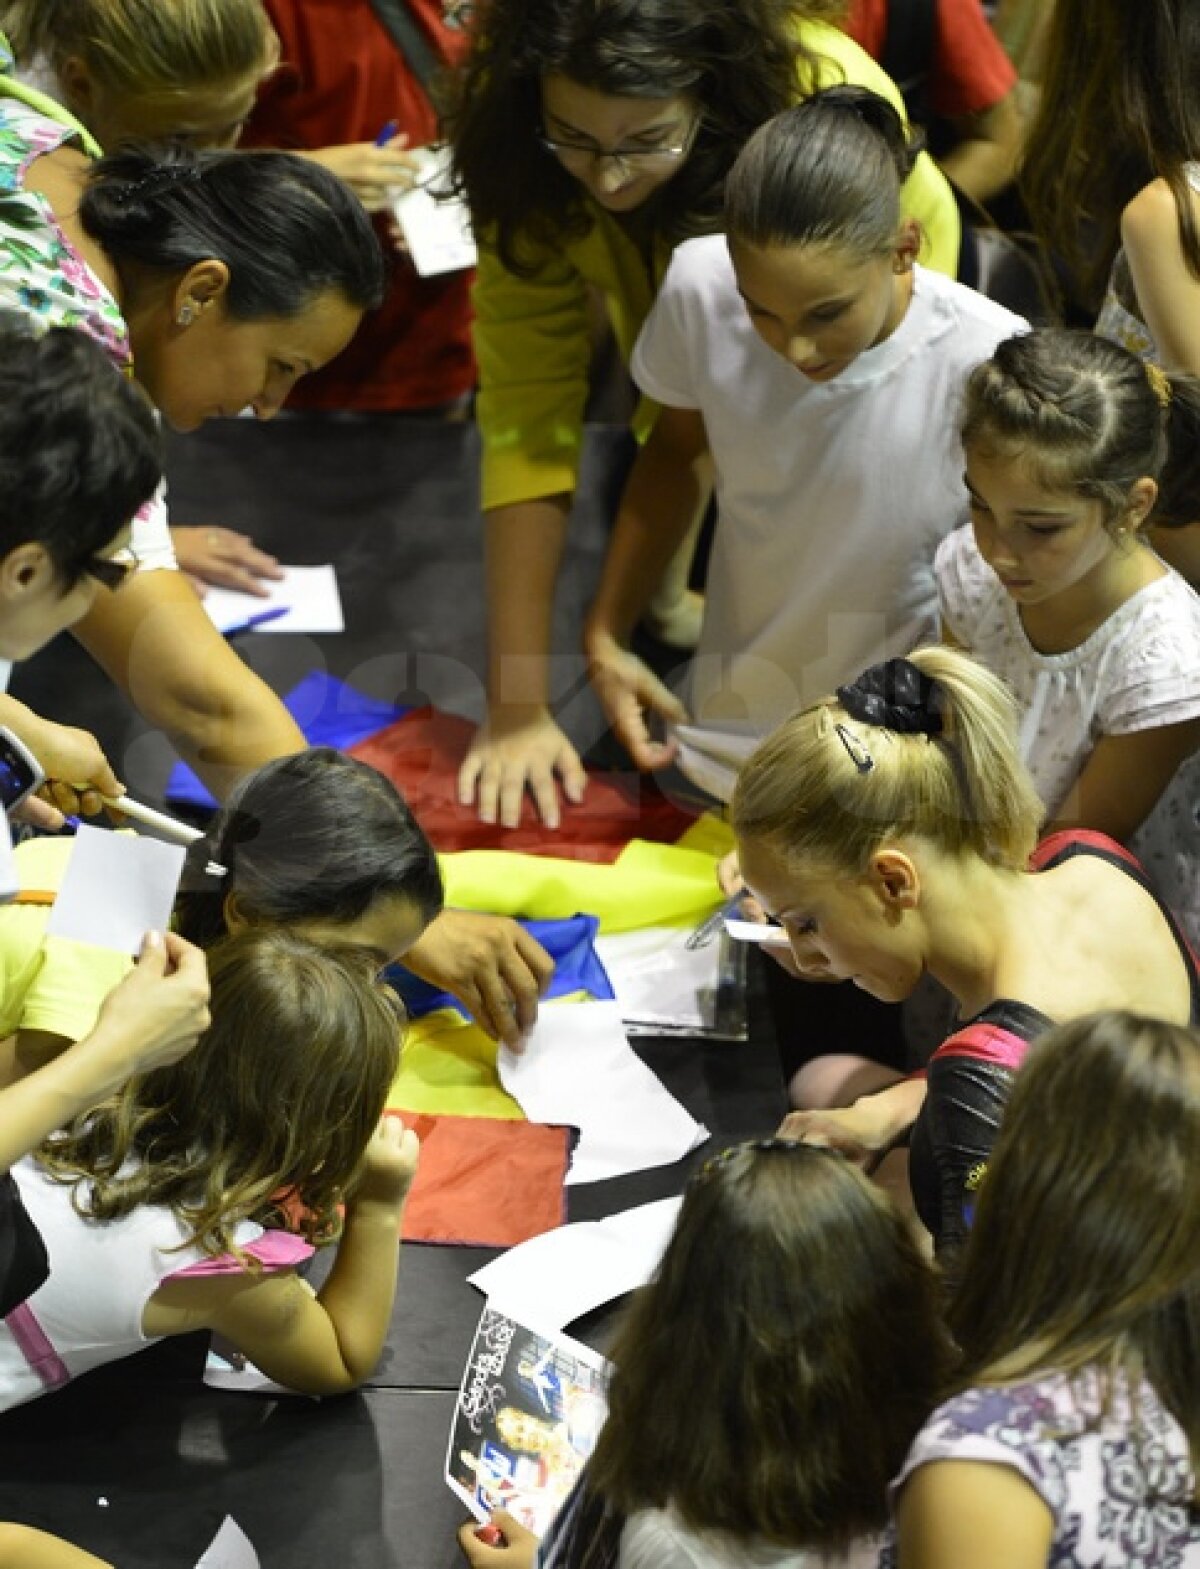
[177,302,196,327]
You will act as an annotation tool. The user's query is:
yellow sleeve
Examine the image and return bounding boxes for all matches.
[20,937,131,1041]
[473,238,594,513]
[796,21,962,277]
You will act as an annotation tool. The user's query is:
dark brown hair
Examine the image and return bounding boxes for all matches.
[446,0,830,273]
[951,1013,1200,1465]
[39,930,402,1257]
[726,85,921,257]
[963,330,1200,532]
[558,1143,947,1560]
[1020,0,1200,302]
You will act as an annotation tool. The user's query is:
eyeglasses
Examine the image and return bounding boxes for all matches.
[85,550,139,592]
[539,116,700,176]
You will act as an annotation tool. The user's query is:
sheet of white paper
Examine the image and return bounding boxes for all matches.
[594,926,721,1031]
[724,917,791,946]
[195,1517,260,1569]
[468,1196,683,1330]
[498,1001,707,1186]
[45,826,185,953]
[392,146,477,276]
[0,807,16,903]
[203,565,344,635]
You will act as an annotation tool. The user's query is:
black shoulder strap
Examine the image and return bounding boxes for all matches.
[881,0,937,128]
[366,0,441,96]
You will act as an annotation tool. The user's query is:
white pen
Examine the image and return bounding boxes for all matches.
[102,795,205,846]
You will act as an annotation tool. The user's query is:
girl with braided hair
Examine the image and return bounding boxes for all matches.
[730,646,1199,1265]
[941,328,1200,946]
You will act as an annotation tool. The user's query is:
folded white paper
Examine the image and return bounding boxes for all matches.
[498,1001,707,1186]
[203,565,344,635]
[45,826,185,953]
[468,1196,683,1330]
[195,1517,260,1569]
[392,145,477,277]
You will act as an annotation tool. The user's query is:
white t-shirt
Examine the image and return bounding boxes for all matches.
[633,240,1027,800]
[937,524,1200,944]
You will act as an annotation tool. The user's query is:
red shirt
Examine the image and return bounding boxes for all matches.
[844,0,1017,119]
[241,0,475,411]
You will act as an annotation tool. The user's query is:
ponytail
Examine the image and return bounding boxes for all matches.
[82,142,385,319]
[731,649,1043,873]
[725,86,922,256]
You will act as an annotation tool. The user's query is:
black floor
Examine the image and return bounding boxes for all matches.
[0,416,785,1568]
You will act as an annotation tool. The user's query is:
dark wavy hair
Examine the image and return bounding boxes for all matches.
[726,86,921,255]
[544,1142,948,1566]
[447,0,837,273]
[1020,0,1200,303]
[81,142,386,317]
[963,329,1200,531]
[951,1013,1200,1466]
[38,930,403,1257]
[0,314,161,586]
[174,748,443,948]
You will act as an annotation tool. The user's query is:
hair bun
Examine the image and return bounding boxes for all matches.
[837,658,945,735]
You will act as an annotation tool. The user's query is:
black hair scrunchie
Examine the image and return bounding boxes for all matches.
[836,657,946,736]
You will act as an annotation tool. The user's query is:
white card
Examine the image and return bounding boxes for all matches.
[498,1001,707,1186]
[467,1196,683,1330]
[724,917,790,946]
[203,565,344,636]
[195,1517,260,1569]
[392,145,477,277]
[45,826,185,953]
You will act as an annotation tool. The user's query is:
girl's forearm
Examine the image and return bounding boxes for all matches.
[484,497,572,713]
[315,1202,405,1383]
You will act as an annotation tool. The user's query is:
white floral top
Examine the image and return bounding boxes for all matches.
[937,525,1200,946]
[882,1369,1200,1569]
[0,87,174,570]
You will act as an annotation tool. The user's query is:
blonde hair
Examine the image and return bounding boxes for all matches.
[731,647,1043,874]
[2,0,274,101]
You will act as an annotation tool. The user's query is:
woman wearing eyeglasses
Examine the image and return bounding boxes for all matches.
[447,0,961,834]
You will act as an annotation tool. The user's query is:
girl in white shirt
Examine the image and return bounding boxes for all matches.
[941,328,1200,944]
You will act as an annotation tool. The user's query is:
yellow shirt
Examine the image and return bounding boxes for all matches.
[474,20,961,511]
[0,837,131,1043]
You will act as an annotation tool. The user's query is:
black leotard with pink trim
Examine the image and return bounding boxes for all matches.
[908,830,1200,1263]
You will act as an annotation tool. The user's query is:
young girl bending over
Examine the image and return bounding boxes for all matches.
[943,328,1200,944]
[460,1140,947,1569]
[885,1012,1200,1568]
[0,927,416,1410]
[731,648,1199,1262]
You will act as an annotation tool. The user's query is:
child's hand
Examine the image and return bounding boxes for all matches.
[12,711,123,820]
[587,631,688,771]
[400,911,554,1051]
[456,1511,539,1567]
[349,1115,420,1218]
[89,931,211,1077]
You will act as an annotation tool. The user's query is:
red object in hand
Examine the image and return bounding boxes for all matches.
[475,1524,506,1547]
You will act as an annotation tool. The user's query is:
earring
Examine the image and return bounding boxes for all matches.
[177,302,196,327]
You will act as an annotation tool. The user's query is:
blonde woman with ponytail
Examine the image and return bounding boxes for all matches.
[731,647,1200,1263]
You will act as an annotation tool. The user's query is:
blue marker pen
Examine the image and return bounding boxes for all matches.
[225,606,289,636]
[375,118,401,147]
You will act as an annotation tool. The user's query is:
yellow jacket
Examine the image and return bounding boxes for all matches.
[474,20,961,512]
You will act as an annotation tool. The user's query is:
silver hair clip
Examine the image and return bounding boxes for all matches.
[835,723,875,775]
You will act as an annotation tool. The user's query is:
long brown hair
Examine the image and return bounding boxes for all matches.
[38,930,402,1258]
[447,0,829,274]
[577,1143,947,1556]
[1020,0,1200,303]
[951,1013,1200,1463]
